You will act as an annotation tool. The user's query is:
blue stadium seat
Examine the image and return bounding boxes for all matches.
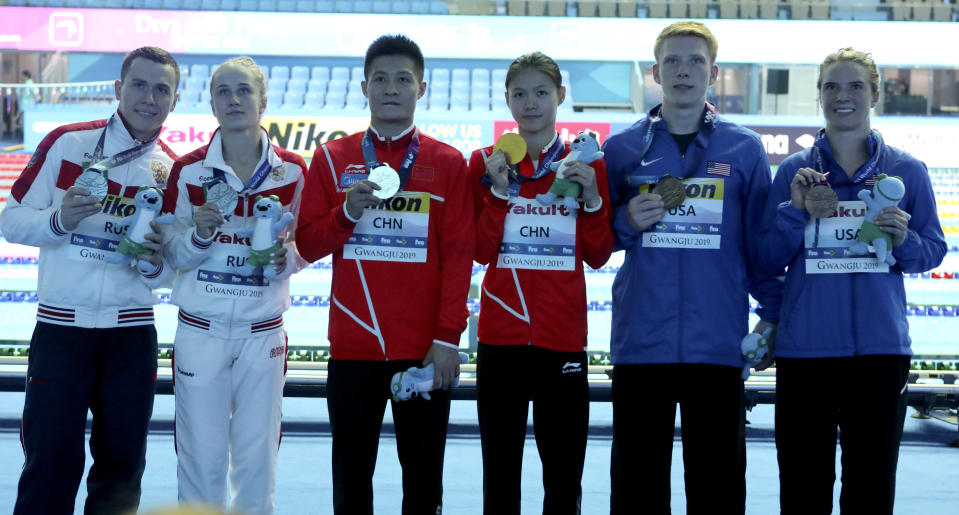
[7,0,27,6]
[199,90,212,106]
[411,0,429,13]
[492,94,507,111]
[345,91,367,110]
[491,69,507,88]
[472,68,490,84]
[354,0,373,11]
[258,0,278,10]
[295,0,314,10]
[450,80,470,98]
[64,0,84,7]
[199,0,219,8]
[278,0,295,9]
[266,90,285,107]
[449,95,469,112]
[161,0,181,8]
[431,68,450,84]
[428,0,447,13]
[311,66,330,81]
[451,68,470,84]
[334,0,352,11]
[429,89,448,110]
[142,0,162,7]
[560,69,571,85]
[348,79,364,95]
[238,0,257,10]
[283,91,304,107]
[271,66,290,80]
[181,0,201,8]
[185,77,207,93]
[259,65,270,79]
[304,91,325,109]
[308,79,328,93]
[372,0,390,12]
[392,0,411,12]
[315,0,334,10]
[287,78,308,93]
[268,77,288,93]
[417,95,429,111]
[291,66,310,81]
[351,66,365,81]
[470,91,490,111]
[182,91,202,106]
[219,0,238,8]
[325,90,345,109]
[330,67,350,82]
[189,64,210,78]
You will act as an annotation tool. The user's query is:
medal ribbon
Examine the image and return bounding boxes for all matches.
[480,134,566,190]
[87,114,157,173]
[811,128,884,184]
[620,103,719,188]
[361,126,420,190]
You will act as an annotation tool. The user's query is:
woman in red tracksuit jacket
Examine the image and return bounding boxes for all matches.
[467,51,614,515]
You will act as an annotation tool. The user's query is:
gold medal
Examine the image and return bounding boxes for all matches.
[654,174,686,210]
[494,133,527,165]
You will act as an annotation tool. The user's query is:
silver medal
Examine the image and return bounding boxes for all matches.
[205,181,239,216]
[74,169,109,200]
[369,164,400,199]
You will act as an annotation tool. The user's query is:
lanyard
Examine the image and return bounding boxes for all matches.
[811,128,884,184]
[361,127,420,191]
[87,114,156,173]
[621,103,718,188]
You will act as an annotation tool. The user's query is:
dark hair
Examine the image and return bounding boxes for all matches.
[505,52,562,90]
[22,70,31,79]
[120,47,180,91]
[363,34,425,81]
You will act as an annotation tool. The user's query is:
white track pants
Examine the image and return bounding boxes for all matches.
[173,326,286,515]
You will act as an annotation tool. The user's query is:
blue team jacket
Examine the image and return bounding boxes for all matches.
[757,132,946,358]
[604,105,782,367]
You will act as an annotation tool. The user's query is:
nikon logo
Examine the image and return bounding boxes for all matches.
[101,194,136,218]
[268,121,349,154]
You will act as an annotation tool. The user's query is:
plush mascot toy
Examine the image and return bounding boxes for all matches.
[390,353,468,401]
[740,327,772,380]
[116,186,174,273]
[535,131,604,212]
[237,195,293,279]
[847,174,909,266]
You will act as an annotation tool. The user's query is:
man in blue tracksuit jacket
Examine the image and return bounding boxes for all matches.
[757,48,946,515]
[603,21,782,514]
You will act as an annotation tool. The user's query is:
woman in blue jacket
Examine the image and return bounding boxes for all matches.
[758,48,946,514]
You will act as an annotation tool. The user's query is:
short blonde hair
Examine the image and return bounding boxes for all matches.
[817,47,880,95]
[654,21,718,64]
[209,56,267,102]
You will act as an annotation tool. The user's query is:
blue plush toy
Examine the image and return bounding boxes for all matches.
[535,131,604,212]
[847,174,910,266]
[116,186,174,273]
[740,327,772,380]
[236,194,293,279]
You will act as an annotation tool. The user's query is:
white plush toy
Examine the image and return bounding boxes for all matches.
[740,327,772,380]
[116,186,174,273]
[390,353,469,401]
[847,174,910,266]
[535,131,604,212]
[236,194,293,279]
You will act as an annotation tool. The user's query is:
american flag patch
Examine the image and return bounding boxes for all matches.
[707,161,731,176]
[865,176,878,186]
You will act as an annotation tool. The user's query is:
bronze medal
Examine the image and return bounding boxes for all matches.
[805,183,838,218]
[654,174,686,210]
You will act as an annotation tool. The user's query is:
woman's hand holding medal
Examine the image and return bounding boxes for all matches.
[626,193,666,233]
[194,203,226,239]
[486,133,526,197]
[60,186,103,231]
[791,167,837,218]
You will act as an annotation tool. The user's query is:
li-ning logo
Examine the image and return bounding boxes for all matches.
[562,362,582,374]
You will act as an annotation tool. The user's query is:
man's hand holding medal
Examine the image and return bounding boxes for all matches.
[194,203,226,239]
[345,163,399,220]
[60,186,103,231]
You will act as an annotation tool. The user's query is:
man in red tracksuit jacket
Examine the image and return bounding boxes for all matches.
[295,34,474,514]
